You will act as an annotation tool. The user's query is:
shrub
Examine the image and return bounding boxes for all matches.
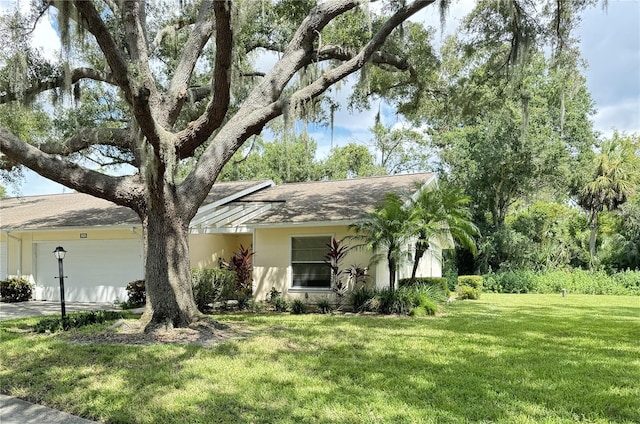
[483,270,534,293]
[412,284,447,305]
[350,286,377,312]
[457,285,480,300]
[612,270,640,296]
[272,296,289,312]
[0,277,33,302]
[398,277,449,296]
[532,270,637,295]
[268,287,281,302]
[317,298,333,314]
[33,310,126,333]
[291,299,307,314]
[458,275,483,289]
[377,288,413,315]
[192,268,237,312]
[123,280,145,308]
[456,275,483,300]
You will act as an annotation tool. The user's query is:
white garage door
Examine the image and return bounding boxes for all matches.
[0,241,7,280]
[34,240,143,303]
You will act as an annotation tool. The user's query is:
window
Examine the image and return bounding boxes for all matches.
[291,236,331,288]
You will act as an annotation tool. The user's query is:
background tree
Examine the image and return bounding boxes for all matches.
[320,143,382,180]
[218,130,319,183]
[578,133,640,261]
[0,0,441,329]
[600,195,640,271]
[370,117,433,175]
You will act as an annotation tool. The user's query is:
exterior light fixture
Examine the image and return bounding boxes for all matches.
[53,246,67,318]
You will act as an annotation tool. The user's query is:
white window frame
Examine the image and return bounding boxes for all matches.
[289,234,333,292]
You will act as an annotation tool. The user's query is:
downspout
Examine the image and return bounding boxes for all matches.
[6,232,22,276]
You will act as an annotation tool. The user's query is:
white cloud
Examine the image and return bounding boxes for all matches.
[592,99,640,138]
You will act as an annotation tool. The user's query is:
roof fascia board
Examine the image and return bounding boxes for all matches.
[0,224,140,233]
[192,180,275,222]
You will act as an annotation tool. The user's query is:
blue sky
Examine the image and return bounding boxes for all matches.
[6,0,640,197]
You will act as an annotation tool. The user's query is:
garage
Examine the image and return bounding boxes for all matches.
[34,239,143,303]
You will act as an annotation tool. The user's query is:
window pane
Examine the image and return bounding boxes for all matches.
[291,237,330,261]
[292,263,331,288]
[291,236,332,288]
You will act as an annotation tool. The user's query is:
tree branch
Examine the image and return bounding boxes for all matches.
[163,0,215,125]
[73,0,133,102]
[316,45,417,76]
[178,0,371,215]
[150,18,197,53]
[0,67,117,105]
[174,0,233,159]
[38,128,132,155]
[0,127,142,209]
[289,0,435,109]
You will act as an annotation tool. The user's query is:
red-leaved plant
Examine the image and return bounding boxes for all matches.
[324,238,351,309]
[221,245,255,295]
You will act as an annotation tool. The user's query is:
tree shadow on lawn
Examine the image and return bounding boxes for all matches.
[1,301,639,423]
[260,305,640,423]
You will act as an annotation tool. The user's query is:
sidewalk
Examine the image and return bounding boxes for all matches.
[0,394,99,423]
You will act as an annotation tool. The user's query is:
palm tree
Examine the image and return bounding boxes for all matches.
[349,192,413,291]
[579,134,640,260]
[407,182,479,281]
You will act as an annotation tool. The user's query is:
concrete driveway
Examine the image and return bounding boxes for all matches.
[0,301,122,321]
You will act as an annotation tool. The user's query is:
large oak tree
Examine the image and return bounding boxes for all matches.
[0,0,601,328]
[0,0,439,329]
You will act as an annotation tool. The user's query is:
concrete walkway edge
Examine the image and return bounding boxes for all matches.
[0,394,99,423]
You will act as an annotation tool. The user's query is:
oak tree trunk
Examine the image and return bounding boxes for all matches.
[138,193,201,330]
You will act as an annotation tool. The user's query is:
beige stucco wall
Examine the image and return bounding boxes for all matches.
[253,226,445,301]
[189,233,252,270]
[3,228,253,278]
[378,240,443,286]
[252,225,376,302]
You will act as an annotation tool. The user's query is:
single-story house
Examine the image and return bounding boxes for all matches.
[0,172,445,303]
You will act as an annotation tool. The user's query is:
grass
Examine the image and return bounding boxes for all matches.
[1,294,639,423]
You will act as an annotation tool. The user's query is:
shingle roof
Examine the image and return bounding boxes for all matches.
[240,173,435,225]
[0,193,139,230]
[0,180,270,230]
[0,173,435,230]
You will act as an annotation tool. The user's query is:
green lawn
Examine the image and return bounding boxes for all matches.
[1,294,639,423]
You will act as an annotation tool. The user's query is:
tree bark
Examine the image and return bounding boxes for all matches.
[138,193,201,330]
[388,252,397,291]
[589,211,598,260]
[411,237,428,281]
